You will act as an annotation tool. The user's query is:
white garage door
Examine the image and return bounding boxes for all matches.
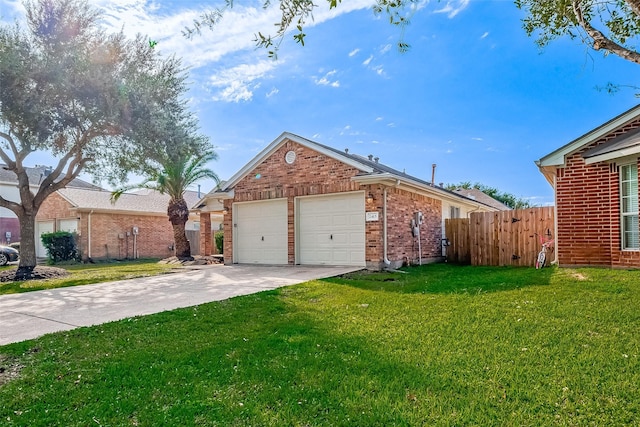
[234,199,288,264]
[36,220,54,257]
[297,192,365,266]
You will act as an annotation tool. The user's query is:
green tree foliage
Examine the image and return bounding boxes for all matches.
[0,0,199,277]
[112,149,219,260]
[445,182,533,210]
[516,0,640,65]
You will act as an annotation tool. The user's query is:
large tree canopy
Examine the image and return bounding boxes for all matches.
[0,0,206,276]
[517,0,640,65]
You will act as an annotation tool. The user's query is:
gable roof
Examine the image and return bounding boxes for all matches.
[0,164,102,190]
[56,188,202,216]
[536,104,640,184]
[207,132,502,211]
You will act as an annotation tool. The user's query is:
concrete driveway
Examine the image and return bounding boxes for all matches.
[0,264,360,346]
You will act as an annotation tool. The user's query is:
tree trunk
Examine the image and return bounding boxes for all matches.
[168,198,192,260]
[15,211,38,279]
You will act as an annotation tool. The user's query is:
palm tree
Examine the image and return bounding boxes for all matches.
[112,149,219,260]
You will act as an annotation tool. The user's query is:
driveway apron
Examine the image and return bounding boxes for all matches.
[0,265,360,346]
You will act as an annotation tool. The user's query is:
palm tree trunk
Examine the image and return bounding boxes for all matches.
[168,197,192,260]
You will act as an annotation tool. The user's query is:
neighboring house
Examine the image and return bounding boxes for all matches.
[196,132,502,269]
[452,188,512,211]
[36,188,207,259]
[536,104,640,267]
[0,165,100,245]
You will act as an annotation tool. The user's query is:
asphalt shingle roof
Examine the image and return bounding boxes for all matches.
[57,188,203,214]
[0,164,102,190]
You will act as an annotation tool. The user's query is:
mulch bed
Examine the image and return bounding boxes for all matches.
[0,266,69,282]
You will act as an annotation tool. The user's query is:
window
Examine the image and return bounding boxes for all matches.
[621,163,639,250]
[450,206,460,219]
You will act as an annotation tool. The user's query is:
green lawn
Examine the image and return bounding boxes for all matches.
[1,264,639,426]
[0,259,179,295]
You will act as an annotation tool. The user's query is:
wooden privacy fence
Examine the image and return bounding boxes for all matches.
[445,206,555,267]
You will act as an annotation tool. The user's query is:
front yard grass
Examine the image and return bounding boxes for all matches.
[0,259,178,295]
[1,264,639,425]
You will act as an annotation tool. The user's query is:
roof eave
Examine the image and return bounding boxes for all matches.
[352,173,498,210]
[537,104,640,168]
[583,145,640,165]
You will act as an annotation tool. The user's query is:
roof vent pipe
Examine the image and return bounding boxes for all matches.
[431,164,436,186]
[345,148,349,154]
[374,157,379,163]
[368,154,373,161]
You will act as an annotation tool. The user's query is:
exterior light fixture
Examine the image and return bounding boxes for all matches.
[366,193,374,203]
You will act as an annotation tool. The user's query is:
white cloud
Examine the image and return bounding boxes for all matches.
[380,44,392,54]
[471,137,484,141]
[315,69,340,87]
[375,117,384,121]
[349,48,360,57]
[363,55,374,66]
[434,0,470,18]
[266,88,279,98]
[480,31,489,39]
[387,122,396,128]
[208,60,278,102]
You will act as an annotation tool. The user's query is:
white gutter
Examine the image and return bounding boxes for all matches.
[383,188,390,267]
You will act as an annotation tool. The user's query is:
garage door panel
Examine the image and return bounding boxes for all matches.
[298,192,365,267]
[235,199,288,264]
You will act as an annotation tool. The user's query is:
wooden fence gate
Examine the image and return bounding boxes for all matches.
[445,206,554,267]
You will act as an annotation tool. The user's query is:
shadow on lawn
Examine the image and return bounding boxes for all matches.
[321,263,556,295]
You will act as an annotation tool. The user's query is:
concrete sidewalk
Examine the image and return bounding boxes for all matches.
[0,264,359,346]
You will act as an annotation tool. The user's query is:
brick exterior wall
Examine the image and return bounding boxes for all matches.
[37,192,176,260]
[0,217,20,245]
[556,118,640,267]
[222,139,443,268]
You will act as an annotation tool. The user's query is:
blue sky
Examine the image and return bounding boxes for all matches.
[2,0,640,206]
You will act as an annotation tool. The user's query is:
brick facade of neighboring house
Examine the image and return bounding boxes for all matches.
[198,133,501,269]
[35,188,207,260]
[537,105,640,267]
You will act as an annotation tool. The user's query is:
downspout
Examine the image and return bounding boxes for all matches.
[383,187,391,268]
[87,210,94,259]
[554,174,559,265]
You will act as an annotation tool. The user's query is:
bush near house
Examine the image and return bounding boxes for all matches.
[40,231,80,264]
[214,230,224,254]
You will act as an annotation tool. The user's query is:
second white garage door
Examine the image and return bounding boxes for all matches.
[297,192,365,266]
[234,199,288,264]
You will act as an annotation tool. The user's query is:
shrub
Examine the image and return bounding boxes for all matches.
[214,231,224,254]
[41,231,80,264]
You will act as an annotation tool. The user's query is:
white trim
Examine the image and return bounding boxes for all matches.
[584,145,640,164]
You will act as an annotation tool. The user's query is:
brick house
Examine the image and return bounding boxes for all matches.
[36,188,213,260]
[196,132,502,269]
[0,165,101,245]
[536,104,640,267]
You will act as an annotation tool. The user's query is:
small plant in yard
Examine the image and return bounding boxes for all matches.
[1,264,639,425]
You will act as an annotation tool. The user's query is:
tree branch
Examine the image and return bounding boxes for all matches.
[625,0,640,19]
[573,0,640,64]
